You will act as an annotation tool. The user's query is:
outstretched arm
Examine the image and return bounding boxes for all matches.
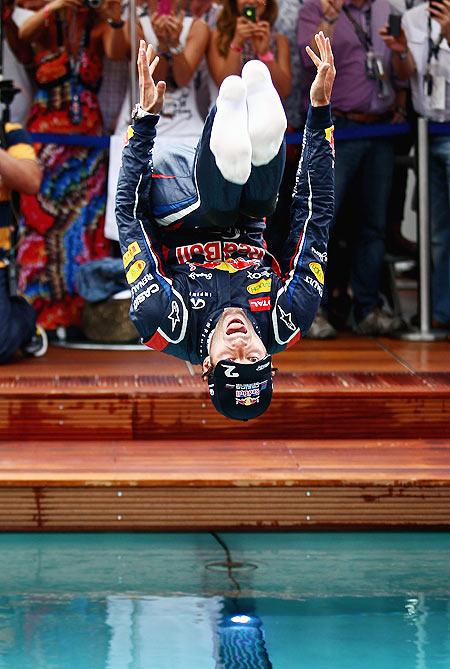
[274,33,335,344]
[116,42,188,351]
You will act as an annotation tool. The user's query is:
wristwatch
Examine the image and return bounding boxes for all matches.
[131,104,151,121]
[169,43,184,56]
[107,18,125,28]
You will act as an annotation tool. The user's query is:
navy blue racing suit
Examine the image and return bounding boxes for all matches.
[115,104,335,364]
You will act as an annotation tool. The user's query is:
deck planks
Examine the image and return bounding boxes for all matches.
[0,337,449,529]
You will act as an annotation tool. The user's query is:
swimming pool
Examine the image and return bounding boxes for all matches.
[0,532,449,668]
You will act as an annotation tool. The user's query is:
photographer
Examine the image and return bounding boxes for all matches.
[207,0,292,99]
[381,0,450,329]
[0,113,45,362]
[298,0,405,337]
[16,0,129,334]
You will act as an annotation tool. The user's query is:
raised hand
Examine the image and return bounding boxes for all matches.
[251,20,271,56]
[232,16,255,48]
[429,0,450,43]
[137,40,166,114]
[379,24,408,53]
[306,31,335,107]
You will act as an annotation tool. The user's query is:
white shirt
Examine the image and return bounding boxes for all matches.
[402,2,450,122]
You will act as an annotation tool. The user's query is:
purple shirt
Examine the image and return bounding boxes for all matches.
[297,0,396,114]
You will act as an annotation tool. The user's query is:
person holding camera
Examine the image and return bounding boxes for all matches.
[381,0,450,329]
[298,0,407,337]
[0,113,47,362]
[14,0,129,334]
[207,0,292,99]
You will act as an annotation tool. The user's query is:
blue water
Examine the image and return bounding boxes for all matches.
[0,533,449,668]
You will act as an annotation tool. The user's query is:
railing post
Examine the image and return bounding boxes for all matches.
[129,0,138,114]
[401,116,447,341]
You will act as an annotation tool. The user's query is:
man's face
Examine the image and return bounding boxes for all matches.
[202,307,267,373]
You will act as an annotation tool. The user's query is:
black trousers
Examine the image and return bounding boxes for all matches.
[0,268,36,363]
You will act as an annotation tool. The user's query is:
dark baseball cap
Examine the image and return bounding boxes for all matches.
[207,355,273,421]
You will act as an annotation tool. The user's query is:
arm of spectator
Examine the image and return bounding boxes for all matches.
[379,25,416,80]
[207,20,254,86]
[298,0,343,59]
[250,25,292,98]
[0,133,42,195]
[154,15,210,88]
[18,0,83,42]
[279,34,335,334]
[2,2,34,65]
[98,0,130,59]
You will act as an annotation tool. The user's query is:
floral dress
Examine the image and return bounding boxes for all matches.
[18,13,109,329]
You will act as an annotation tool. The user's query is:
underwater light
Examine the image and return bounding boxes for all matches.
[230,615,252,624]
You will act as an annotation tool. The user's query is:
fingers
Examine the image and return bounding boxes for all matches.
[315,31,327,61]
[325,33,334,66]
[307,33,333,68]
[306,45,322,68]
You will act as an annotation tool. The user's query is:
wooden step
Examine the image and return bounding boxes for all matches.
[0,439,449,530]
[1,369,449,440]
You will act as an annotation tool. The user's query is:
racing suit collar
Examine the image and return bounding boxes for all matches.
[198,308,264,362]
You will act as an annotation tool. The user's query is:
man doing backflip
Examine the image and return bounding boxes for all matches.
[116,32,335,421]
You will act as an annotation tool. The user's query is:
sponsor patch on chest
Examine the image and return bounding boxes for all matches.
[248,296,271,312]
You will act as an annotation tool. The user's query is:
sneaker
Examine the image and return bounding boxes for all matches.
[354,308,402,336]
[22,325,48,357]
[306,310,338,339]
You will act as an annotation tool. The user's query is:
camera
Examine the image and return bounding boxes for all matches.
[242,5,257,22]
[84,0,102,8]
[0,79,20,108]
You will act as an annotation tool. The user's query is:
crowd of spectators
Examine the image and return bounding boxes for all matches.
[1,0,449,357]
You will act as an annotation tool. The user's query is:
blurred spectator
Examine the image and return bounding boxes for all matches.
[105,0,209,242]
[2,0,35,124]
[382,0,450,328]
[298,0,404,337]
[98,0,131,134]
[382,0,421,259]
[265,0,303,259]
[114,0,209,140]
[0,114,47,361]
[16,0,129,332]
[188,0,222,118]
[207,0,292,99]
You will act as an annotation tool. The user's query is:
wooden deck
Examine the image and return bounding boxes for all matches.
[1,337,449,530]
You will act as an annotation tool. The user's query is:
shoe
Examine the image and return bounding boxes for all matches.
[22,325,48,357]
[242,59,287,166]
[385,233,417,259]
[354,308,402,336]
[306,310,338,339]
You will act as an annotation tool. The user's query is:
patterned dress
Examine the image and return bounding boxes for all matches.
[18,14,109,329]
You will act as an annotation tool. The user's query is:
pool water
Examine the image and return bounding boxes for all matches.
[0,533,449,668]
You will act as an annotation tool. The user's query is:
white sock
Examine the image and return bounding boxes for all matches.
[242,60,287,167]
[209,75,252,185]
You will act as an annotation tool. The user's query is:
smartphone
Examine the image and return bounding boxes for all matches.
[388,13,401,37]
[158,0,172,15]
[242,5,257,22]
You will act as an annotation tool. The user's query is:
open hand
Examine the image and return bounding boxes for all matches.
[306,32,335,107]
[138,40,166,114]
